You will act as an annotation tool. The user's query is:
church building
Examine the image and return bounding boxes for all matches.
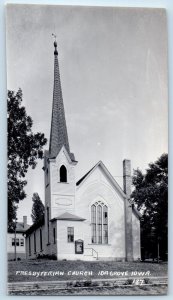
[25,41,141,261]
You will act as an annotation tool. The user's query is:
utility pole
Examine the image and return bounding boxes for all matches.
[157,237,160,263]
[14,216,17,261]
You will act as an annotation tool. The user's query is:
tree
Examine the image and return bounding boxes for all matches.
[31,193,45,224]
[131,153,168,260]
[8,89,47,230]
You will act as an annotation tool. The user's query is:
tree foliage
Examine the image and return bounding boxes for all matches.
[131,153,168,260]
[8,89,47,230]
[31,193,45,224]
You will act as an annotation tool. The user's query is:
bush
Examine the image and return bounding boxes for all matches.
[144,278,150,284]
[74,281,82,287]
[67,282,73,287]
[124,279,133,285]
[36,253,57,260]
[83,280,92,287]
[103,281,111,287]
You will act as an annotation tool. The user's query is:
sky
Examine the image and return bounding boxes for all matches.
[6,4,168,224]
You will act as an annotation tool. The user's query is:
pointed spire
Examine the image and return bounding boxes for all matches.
[49,39,74,160]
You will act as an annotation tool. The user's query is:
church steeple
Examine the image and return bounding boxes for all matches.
[49,39,75,161]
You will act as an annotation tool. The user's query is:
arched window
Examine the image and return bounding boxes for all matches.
[60,165,67,182]
[91,205,96,243]
[91,201,108,244]
[103,205,108,244]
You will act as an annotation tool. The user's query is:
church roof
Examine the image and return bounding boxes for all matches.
[25,218,45,236]
[76,160,141,219]
[76,161,126,196]
[49,41,75,162]
[132,205,142,219]
[76,165,96,186]
[50,212,86,222]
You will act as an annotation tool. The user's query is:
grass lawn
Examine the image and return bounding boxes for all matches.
[8,260,168,283]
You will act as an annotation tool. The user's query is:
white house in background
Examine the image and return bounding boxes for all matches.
[7,216,30,260]
[25,41,141,261]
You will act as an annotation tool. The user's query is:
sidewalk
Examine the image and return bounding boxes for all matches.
[8,276,168,295]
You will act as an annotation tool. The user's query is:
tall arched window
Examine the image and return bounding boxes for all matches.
[103,205,108,244]
[60,165,67,182]
[91,205,96,243]
[91,201,108,244]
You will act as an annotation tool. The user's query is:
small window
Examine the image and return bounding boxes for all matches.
[60,165,67,182]
[20,238,24,246]
[67,227,74,242]
[12,238,19,246]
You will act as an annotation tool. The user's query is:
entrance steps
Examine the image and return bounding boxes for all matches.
[84,248,98,260]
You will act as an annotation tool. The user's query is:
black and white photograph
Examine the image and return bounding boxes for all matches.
[6,4,168,296]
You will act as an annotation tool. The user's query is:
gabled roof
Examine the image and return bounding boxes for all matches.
[44,146,77,168]
[132,205,142,219]
[50,212,86,222]
[25,218,45,236]
[8,222,30,234]
[76,164,96,186]
[76,160,127,198]
[76,160,141,219]
[54,145,77,164]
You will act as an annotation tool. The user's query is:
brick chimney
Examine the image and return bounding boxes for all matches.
[23,216,27,230]
[123,159,133,261]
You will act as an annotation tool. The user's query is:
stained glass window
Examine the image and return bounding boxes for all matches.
[91,202,108,244]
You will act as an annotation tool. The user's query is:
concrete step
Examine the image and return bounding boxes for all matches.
[83,255,97,261]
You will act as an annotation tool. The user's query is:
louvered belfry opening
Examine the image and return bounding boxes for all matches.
[60,165,67,182]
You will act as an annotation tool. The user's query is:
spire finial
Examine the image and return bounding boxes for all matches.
[52,33,58,55]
